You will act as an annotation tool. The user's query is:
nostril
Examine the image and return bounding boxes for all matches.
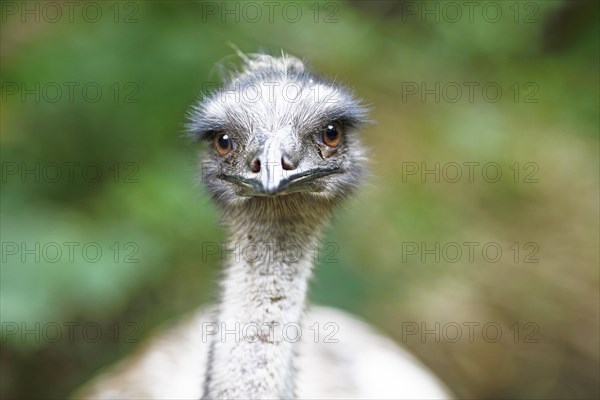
[251,159,261,173]
[281,157,295,171]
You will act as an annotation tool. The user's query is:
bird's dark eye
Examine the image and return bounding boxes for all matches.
[214,133,233,156]
[321,122,343,147]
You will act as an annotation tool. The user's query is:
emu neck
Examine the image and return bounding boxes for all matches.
[204,197,332,399]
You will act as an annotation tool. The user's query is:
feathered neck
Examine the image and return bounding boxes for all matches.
[203,195,333,399]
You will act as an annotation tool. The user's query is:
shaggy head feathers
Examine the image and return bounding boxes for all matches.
[187,53,369,215]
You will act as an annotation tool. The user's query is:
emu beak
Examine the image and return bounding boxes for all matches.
[257,141,290,195]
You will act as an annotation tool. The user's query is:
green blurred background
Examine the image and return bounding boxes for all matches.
[1,1,598,398]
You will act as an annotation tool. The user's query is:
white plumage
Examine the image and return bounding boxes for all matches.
[76,306,450,399]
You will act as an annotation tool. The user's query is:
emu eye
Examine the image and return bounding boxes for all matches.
[214,133,233,156]
[321,122,343,147]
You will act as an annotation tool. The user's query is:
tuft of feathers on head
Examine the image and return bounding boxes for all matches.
[230,52,306,84]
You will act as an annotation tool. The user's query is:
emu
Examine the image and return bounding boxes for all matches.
[76,53,451,399]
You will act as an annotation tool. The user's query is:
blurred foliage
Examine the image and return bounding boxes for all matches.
[1,1,598,399]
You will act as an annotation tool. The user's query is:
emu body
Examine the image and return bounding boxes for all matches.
[76,54,451,399]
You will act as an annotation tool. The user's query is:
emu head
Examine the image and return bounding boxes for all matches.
[188,53,368,214]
